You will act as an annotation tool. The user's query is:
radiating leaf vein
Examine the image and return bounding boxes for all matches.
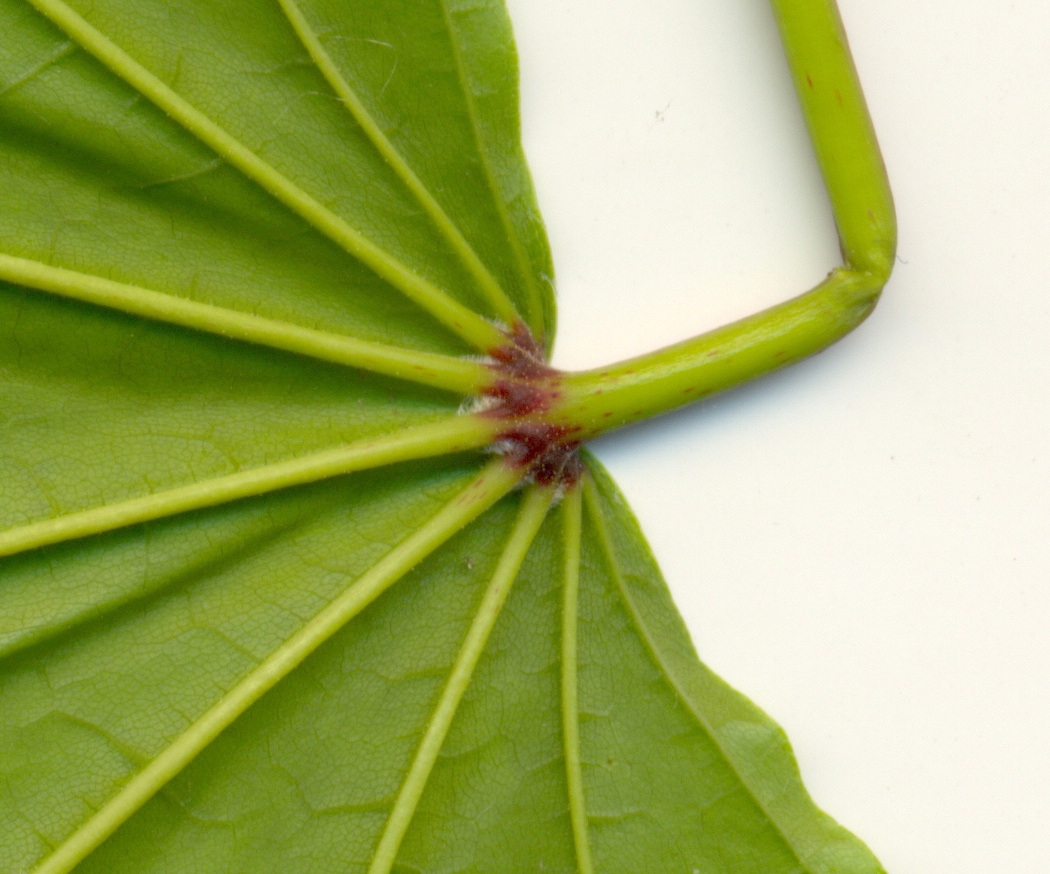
[559,484,595,874]
[23,0,505,351]
[275,0,522,328]
[582,474,814,874]
[366,484,553,874]
[0,252,491,395]
[31,460,521,874]
[437,0,547,340]
[0,417,498,560]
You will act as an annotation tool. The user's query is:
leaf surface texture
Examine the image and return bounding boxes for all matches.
[0,1,884,872]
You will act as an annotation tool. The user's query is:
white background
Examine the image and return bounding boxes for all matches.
[505,2,1049,872]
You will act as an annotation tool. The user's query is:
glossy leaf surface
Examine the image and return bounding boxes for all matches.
[0,1,885,872]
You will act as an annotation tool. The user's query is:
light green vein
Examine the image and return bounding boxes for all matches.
[30,459,523,874]
[581,473,814,874]
[0,513,302,664]
[0,252,491,395]
[22,0,506,352]
[0,37,74,98]
[366,484,554,874]
[559,484,594,874]
[0,415,500,561]
[437,0,547,339]
[275,0,521,328]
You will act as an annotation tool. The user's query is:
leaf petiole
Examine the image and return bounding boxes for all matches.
[549,267,885,440]
[515,0,897,444]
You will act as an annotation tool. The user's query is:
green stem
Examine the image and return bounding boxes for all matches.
[32,459,522,874]
[551,268,879,440]
[770,0,896,277]
[542,0,895,442]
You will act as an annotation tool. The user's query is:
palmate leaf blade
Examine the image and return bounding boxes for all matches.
[0,0,550,525]
[3,459,884,873]
[580,455,883,874]
[0,458,494,870]
[0,281,462,527]
[281,0,556,340]
[0,0,463,356]
[0,1,887,873]
[0,0,556,346]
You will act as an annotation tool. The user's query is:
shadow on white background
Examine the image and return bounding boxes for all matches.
[505,2,1050,872]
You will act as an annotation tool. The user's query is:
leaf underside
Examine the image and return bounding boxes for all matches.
[0,1,884,872]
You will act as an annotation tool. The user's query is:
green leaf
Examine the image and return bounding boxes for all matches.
[0,1,888,872]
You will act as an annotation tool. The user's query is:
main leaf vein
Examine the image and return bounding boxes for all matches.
[365,484,554,874]
[436,0,547,339]
[559,484,595,874]
[0,416,499,561]
[0,252,492,395]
